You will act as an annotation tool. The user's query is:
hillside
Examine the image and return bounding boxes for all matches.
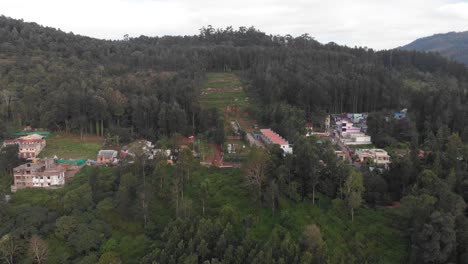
[401,31,468,65]
[0,16,468,264]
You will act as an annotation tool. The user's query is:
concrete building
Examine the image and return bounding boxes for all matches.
[338,120,361,136]
[355,149,391,166]
[259,129,293,154]
[12,159,66,192]
[3,134,46,159]
[97,150,118,164]
[335,150,347,161]
[340,132,372,145]
[335,117,372,145]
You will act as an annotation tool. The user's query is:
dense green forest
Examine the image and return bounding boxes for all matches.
[1,16,468,263]
[1,18,467,142]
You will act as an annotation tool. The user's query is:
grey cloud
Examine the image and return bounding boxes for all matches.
[2,0,468,49]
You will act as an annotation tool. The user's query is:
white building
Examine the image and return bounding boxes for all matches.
[341,132,372,145]
[336,119,372,145]
[259,129,293,154]
[12,159,66,192]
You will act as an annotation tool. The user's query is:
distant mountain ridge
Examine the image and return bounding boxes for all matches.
[401,31,468,65]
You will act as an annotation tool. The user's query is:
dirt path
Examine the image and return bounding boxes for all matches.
[211,143,223,166]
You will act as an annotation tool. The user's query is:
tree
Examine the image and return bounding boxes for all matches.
[201,179,210,216]
[0,144,21,175]
[401,194,437,227]
[411,211,456,263]
[29,235,48,264]
[363,172,388,206]
[300,224,324,252]
[152,159,170,195]
[342,170,365,221]
[63,184,94,214]
[116,172,138,219]
[243,148,270,205]
[446,133,464,170]
[293,137,320,203]
[99,251,122,264]
[264,180,279,215]
[68,222,109,254]
[0,234,19,264]
[55,216,79,240]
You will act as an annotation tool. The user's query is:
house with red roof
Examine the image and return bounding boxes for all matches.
[259,129,293,154]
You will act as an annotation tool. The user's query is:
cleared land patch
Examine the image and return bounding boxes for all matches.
[200,72,248,110]
[200,72,257,131]
[39,133,103,160]
[199,72,259,164]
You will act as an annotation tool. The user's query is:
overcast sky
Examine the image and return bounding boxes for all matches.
[2,0,468,50]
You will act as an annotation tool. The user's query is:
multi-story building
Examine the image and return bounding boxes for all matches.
[12,159,66,192]
[259,128,293,154]
[335,118,372,145]
[355,149,391,167]
[3,134,46,159]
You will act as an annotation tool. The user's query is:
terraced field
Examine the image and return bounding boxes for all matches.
[200,72,257,132]
[198,72,260,165]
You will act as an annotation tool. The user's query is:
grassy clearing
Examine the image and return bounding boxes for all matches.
[196,138,215,162]
[200,72,248,110]
[39,133,103,160]
[223,140,250,162]
[348,144,377,150]
[203,72,242,88]
[201,91,247,100]
[201,72,258,137]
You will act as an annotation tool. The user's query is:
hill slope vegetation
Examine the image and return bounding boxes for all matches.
[0,16,468,264]
[401,31,468,65]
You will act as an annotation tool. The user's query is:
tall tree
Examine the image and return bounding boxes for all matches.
[0,234,19,264]
[244,148,270,206]
[29,235,48,264]
[294,137,320,203]
[342,170,365,222]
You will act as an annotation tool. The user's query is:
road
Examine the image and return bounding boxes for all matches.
[246,133,264,147]
[333,132,352,162]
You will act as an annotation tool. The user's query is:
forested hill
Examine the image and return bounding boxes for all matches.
[2,15,468,264]
[1,15,468,143]
[401,31,468,65]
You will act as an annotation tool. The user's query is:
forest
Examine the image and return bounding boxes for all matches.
[0,16,468,263]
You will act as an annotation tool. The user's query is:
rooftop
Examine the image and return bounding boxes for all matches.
[356,149,388,155]
[20,134,45,140]
[97,150,118,159]
[13,158,65,172]
[260,129,289,145]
